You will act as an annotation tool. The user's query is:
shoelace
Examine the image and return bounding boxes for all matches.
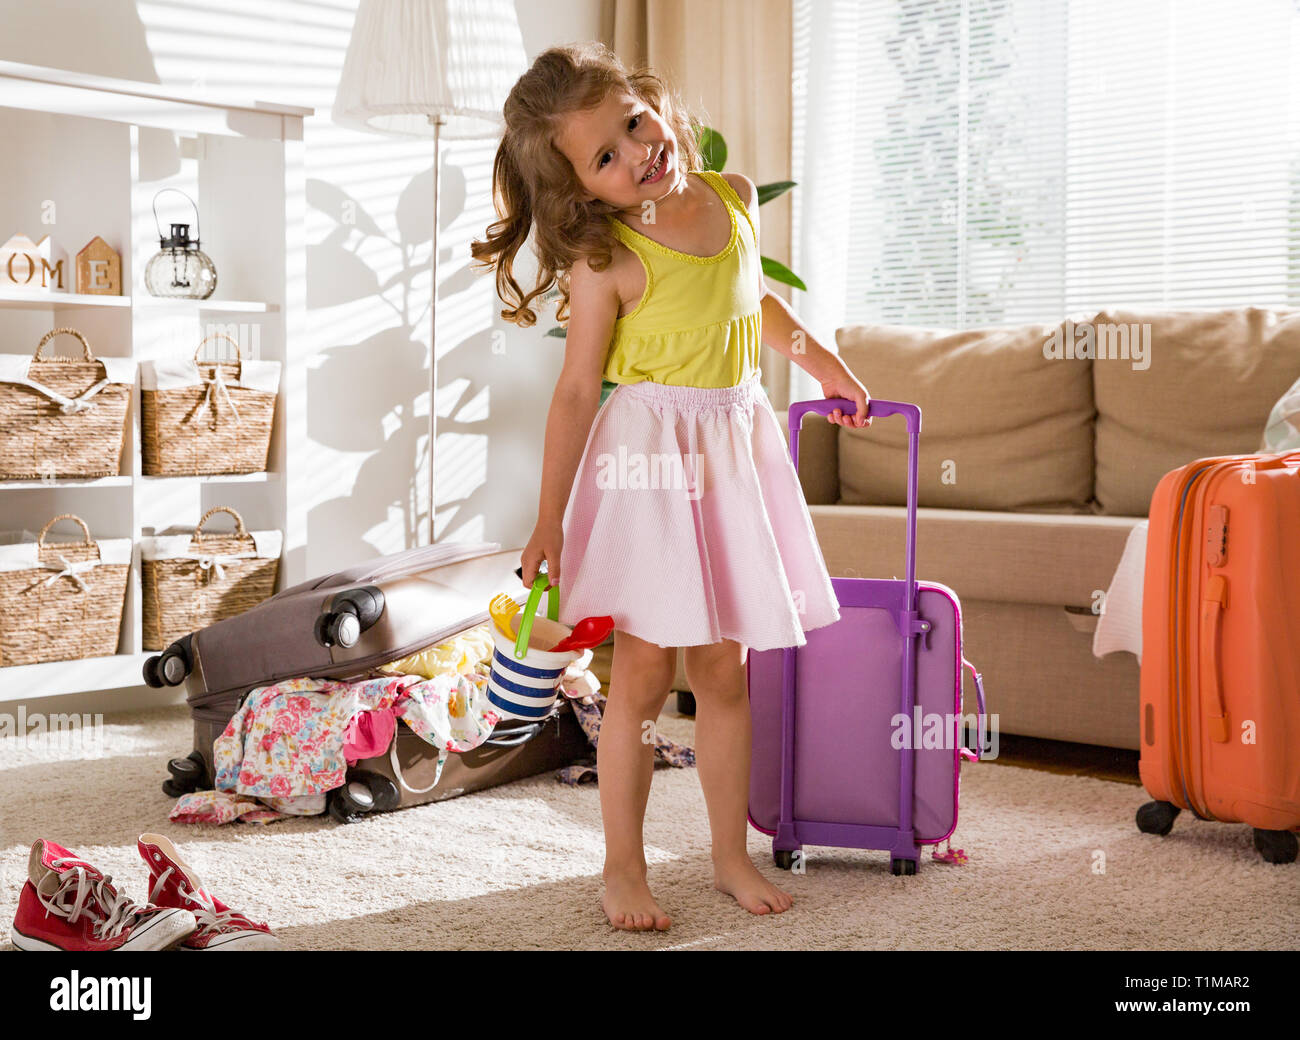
[40,859,147,941]
[149,867,267,935]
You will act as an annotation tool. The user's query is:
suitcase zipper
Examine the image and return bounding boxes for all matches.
[1170,463,1217,821]
[206,609,501,717]
[1187,466,1248,819]
[325,609,498,684]
[1171,462,1246,822]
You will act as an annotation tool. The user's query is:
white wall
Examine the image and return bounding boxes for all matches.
[0,0,604,710]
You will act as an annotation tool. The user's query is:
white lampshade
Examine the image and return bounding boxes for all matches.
[333,0,528,140]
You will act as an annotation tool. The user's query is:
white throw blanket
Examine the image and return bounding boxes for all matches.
[1092,520,1148,663]
[1262,371,1300,452]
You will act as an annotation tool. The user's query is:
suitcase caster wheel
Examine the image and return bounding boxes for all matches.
[144,639,192,688]
[348,771,400,813]
[676,690,696,716]
[143,656,164,688]
[1136,800,1181,836]
[315,587,385,648]
[317,611,362,649]
[328,774,398,825]
[773,849,795,870]
[328,782,375,825]
[1252,828,1298,864]
[890,857,917,876]
[168,750,207,785]
[162,750,208,798]
[328,798,364,825]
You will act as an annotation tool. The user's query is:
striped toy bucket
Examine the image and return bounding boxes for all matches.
[487,573,578,721]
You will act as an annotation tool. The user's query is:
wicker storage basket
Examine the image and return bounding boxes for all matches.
[140,506,281,650]
[140,333,279,476]
[0,514,131,667]
[0,329,132,479]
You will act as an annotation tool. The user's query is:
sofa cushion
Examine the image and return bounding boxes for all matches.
[779,406,840,505]
[808,504,1142,607]
[835,323,1094,512]
[1093,307,1300,515]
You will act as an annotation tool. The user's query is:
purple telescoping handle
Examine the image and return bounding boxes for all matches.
[787,398,922,612]
[780,397,928,863]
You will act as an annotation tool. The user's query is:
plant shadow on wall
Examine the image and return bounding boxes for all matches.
[305,160,492,557]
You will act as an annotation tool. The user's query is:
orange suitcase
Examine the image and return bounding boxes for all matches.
[1137,452,1300,863]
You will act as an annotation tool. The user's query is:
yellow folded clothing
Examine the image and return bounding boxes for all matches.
[378,622,495,680]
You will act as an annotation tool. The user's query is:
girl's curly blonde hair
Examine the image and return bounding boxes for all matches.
[470,42,703,328]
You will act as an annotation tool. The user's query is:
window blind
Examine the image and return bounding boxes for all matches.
[792,0,1300,329]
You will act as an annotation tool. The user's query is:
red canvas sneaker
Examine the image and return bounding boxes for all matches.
[138,834,282,951]
[10,839,197,951]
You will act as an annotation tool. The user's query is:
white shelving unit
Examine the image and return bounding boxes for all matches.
[0,289,133,310]
[0,61,312,704]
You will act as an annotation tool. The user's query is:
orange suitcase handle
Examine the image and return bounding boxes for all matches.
[1201,574,1230,744]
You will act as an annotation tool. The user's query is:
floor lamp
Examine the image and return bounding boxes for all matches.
[333,0,527,545]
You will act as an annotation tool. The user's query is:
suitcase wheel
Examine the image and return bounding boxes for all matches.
[317,612,362,649]
[144,636,194,688]
[143,655,164,688]
[1252,828,1299,865]
[1135,800,1181,837]
[315,586,385,648]
[890,857,917,876]
[328,784,372,824]
[773,849,795,870]
[327,772,401,824]
[161,751,208,798]
[350,771,400,813]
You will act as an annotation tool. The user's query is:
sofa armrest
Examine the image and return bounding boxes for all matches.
[778,407,840,505]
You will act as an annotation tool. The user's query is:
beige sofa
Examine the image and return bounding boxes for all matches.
[671,307,1300,750]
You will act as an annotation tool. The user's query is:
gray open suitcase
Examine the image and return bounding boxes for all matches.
[145,542,591,823]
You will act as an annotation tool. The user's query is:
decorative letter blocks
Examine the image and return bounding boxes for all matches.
[75,236,121,295]
[1,234,67,292]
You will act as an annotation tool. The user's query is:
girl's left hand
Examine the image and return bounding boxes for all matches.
[818,368,871,428]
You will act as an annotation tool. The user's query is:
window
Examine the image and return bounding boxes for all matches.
[791,0,1300,329]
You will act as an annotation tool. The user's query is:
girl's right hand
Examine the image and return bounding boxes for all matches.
[521,520,563,589]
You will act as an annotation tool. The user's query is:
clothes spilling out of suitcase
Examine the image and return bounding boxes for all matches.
[149,544,695,827]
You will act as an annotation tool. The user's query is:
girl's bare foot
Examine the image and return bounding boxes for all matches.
[602,865,672,931]
[713,854,794,916]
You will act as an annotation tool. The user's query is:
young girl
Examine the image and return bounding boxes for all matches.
[471,42,870,932]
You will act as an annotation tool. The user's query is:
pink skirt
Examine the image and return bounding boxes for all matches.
[558,373,841,651]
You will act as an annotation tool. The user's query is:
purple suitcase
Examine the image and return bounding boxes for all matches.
[747,398,988,875]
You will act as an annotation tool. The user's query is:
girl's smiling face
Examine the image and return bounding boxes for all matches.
[556,90,681,211]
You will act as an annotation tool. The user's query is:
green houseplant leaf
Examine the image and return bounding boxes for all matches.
[757,180,796,205]
[761,256,807,292]
[697,126,728,172]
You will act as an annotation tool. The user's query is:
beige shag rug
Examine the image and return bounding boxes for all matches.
[1,705,1296,951]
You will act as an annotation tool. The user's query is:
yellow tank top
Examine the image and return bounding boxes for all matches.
[602,169,763,389]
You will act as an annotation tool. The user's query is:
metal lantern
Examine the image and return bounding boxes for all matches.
[144,189,217,299]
